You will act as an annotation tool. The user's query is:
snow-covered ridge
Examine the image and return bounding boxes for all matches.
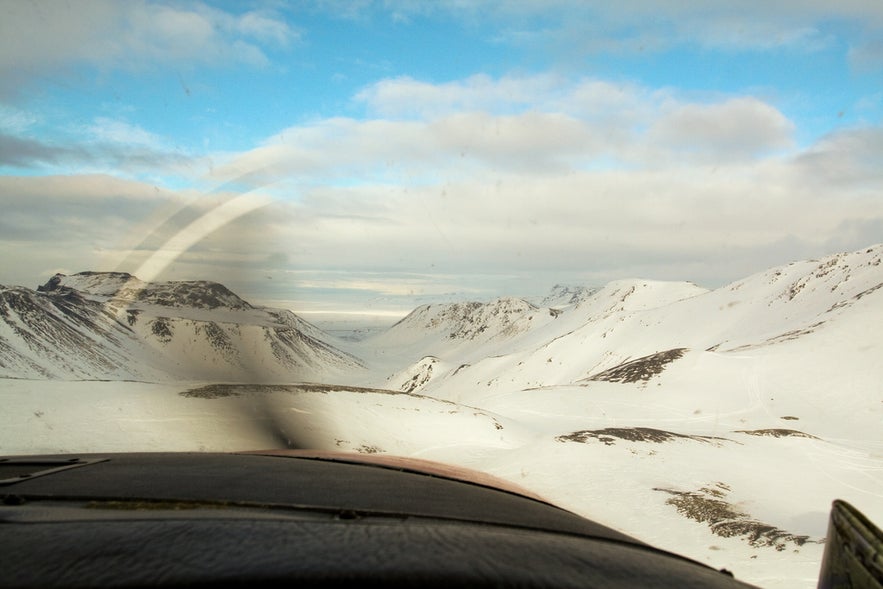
[40,272,253,310]
[725,244,883,314]
[6,246,881,387]
[38,271,141,297]
[535,284,600,307]
[361,244,883,397]
[390,297,538,341]
[1,272,362,381]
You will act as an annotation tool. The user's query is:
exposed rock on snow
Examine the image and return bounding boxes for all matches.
[39,271,253,310]
[733,429,819,439]
[584,348,688,384]
[394,355,440,393]
[367,244,883,398]
[0,272,362,381]
[0,285,142,379]
[537,284,600,307]
[180,382,405,399]
[556,427,729,446]
[386,297,537,342]
[654,484,819,551]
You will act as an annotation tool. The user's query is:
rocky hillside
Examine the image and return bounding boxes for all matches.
[365,245,883,398]
[0,272,363,381]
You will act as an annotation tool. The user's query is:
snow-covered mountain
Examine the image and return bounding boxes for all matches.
[534,283,601,308]
[0,272,363,381]
[379,297,538,345]
[40,271,254,310]
[329,244,879,588]
[365,246,882,400]
[2,246,882,589]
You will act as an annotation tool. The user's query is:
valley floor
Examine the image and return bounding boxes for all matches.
[2,376,881,589]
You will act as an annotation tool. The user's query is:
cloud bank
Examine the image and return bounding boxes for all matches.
[1,3,881,312]
[3,73,880,310]
[0,1,295,97]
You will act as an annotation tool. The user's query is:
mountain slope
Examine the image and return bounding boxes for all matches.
[0,272,363,382]
[378,297,539,344]
[0,285,149,379]
[40,271,254,310]
[364,245,883,400]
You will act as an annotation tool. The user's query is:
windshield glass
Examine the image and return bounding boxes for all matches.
[1,2,882,588]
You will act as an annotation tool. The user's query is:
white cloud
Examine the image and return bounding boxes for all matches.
[0,110,202,179]
[849,38,883,72]
[233,159,878,297]
[355,74,653,124]
[2,71,880,310]
[192,75,879,302]
[86,118,167,149]
[656,6,833,52]
[0,133,76,167]
[372,0,883,61]
[793,126,883,189]
[237,11,296,46]
[0,104,39,133]
[213,76,795,189]
[119,3,297,67]
[3,121,882,307]
[0,1,297,97]
[647,98,795,161]
[209,110,602,188]
[0,174,178,286]
[355,73,567,118]
[0,173,278,289]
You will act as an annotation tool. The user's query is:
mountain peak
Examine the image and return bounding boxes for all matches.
[385,297,537,343]
[38,271,143,297]
[36,272,253,311]
[3,272,360,380]
[539,284,600,307]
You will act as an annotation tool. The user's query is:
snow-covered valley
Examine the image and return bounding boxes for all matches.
[2,245,882,589]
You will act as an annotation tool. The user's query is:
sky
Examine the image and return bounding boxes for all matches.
[1,0,882,316]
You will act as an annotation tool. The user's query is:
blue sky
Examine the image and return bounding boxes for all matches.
[1,1,882,314]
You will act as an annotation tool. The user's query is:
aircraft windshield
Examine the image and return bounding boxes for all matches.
[1,3,882,588]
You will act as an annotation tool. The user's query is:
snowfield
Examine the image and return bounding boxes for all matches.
[1,244,882,589]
